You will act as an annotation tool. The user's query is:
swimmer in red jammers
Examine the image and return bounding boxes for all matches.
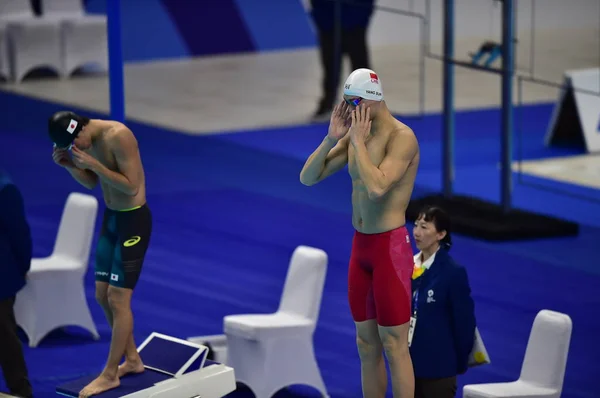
[300,68,420,398]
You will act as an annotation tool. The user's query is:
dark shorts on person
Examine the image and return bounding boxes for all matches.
[95,204,152,290]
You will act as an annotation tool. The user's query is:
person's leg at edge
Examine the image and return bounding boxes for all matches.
[80,216,147,397]
[110,284,143,377]
[95,281,141,377]
[414,378,425,398]
[79,284,137,397]
[346,27,371,72]
[0,297,33,398]
[348,235,387,398]
[79,214,121,396]
[417,376,457,398]
[373,227,415,398]
[315,28,339,115]
[93,214,142,378]
[378,323,414,398]
[355,320,387,398]
[105,285,138,378]
[113,205,152,377]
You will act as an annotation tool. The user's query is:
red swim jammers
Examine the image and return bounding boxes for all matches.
[348,226,414,327]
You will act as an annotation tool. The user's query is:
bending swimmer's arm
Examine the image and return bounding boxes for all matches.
[90,129,141,196]
[300,135,350,186]
[66,166,98,190]
[352,130,418,200]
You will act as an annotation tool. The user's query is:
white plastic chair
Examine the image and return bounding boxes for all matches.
[41,0,108,77]
[14,192,100,347]
[0,0,63,82]
[224,245,329,398]
[463,309,572,398]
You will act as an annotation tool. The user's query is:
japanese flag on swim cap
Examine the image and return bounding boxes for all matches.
[343,68,384,101]
[48,111,84,149]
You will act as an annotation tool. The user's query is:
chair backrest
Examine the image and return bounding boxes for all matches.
[519,309,573,390]
[277,246,328,324]
[0,0,34,19]
[52,192,98,267]
[41,0,85,17]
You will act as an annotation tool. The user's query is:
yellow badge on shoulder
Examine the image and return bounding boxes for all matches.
[412,266,425,280]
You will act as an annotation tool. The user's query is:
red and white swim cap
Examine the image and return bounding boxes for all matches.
[343,68,384,101]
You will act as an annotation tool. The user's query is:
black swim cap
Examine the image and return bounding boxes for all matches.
[48,111,86,149]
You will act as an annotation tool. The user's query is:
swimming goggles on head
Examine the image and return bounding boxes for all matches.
[53,143,73,150]
[344,96,363,106]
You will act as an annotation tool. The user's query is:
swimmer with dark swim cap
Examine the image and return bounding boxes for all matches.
[300,68,420,398]
[48,111,91,150]
[48,111,153,398]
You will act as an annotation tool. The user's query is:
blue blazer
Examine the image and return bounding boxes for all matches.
[0,171,32,301]
[410,248,476,378]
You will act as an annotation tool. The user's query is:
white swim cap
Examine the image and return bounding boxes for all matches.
[343,68,384,101]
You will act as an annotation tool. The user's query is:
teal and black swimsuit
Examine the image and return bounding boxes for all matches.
[94,204,152,289]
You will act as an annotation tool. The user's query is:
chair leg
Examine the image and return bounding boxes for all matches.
[228,335,328,398]
[290,348,328,397]
[28,331,44,348]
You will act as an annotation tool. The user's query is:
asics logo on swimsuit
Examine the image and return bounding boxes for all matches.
[123,236,141,247]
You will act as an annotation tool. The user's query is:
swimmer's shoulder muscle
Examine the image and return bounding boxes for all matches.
[105,124,139,156]
[105,124,143,193]
[388,122,419,162]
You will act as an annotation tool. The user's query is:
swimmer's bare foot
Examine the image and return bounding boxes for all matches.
[118,359,145,378]
[78,373,119,398]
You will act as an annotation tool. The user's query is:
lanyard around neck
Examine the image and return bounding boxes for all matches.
[412,288,419,316]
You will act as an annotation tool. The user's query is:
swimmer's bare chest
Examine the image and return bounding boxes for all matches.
[347,134,414,234]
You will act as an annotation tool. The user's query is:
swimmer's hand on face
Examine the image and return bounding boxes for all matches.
[349,105,372,146]
[52,146,76,168]
[327,101,352,141]
[53,145,99,190]
[71,145,99,170]
[300,101,352,186]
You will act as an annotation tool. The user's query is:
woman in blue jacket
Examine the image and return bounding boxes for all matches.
[409,206,476,398]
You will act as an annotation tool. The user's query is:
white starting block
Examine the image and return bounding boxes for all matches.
[56,332,236,398]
